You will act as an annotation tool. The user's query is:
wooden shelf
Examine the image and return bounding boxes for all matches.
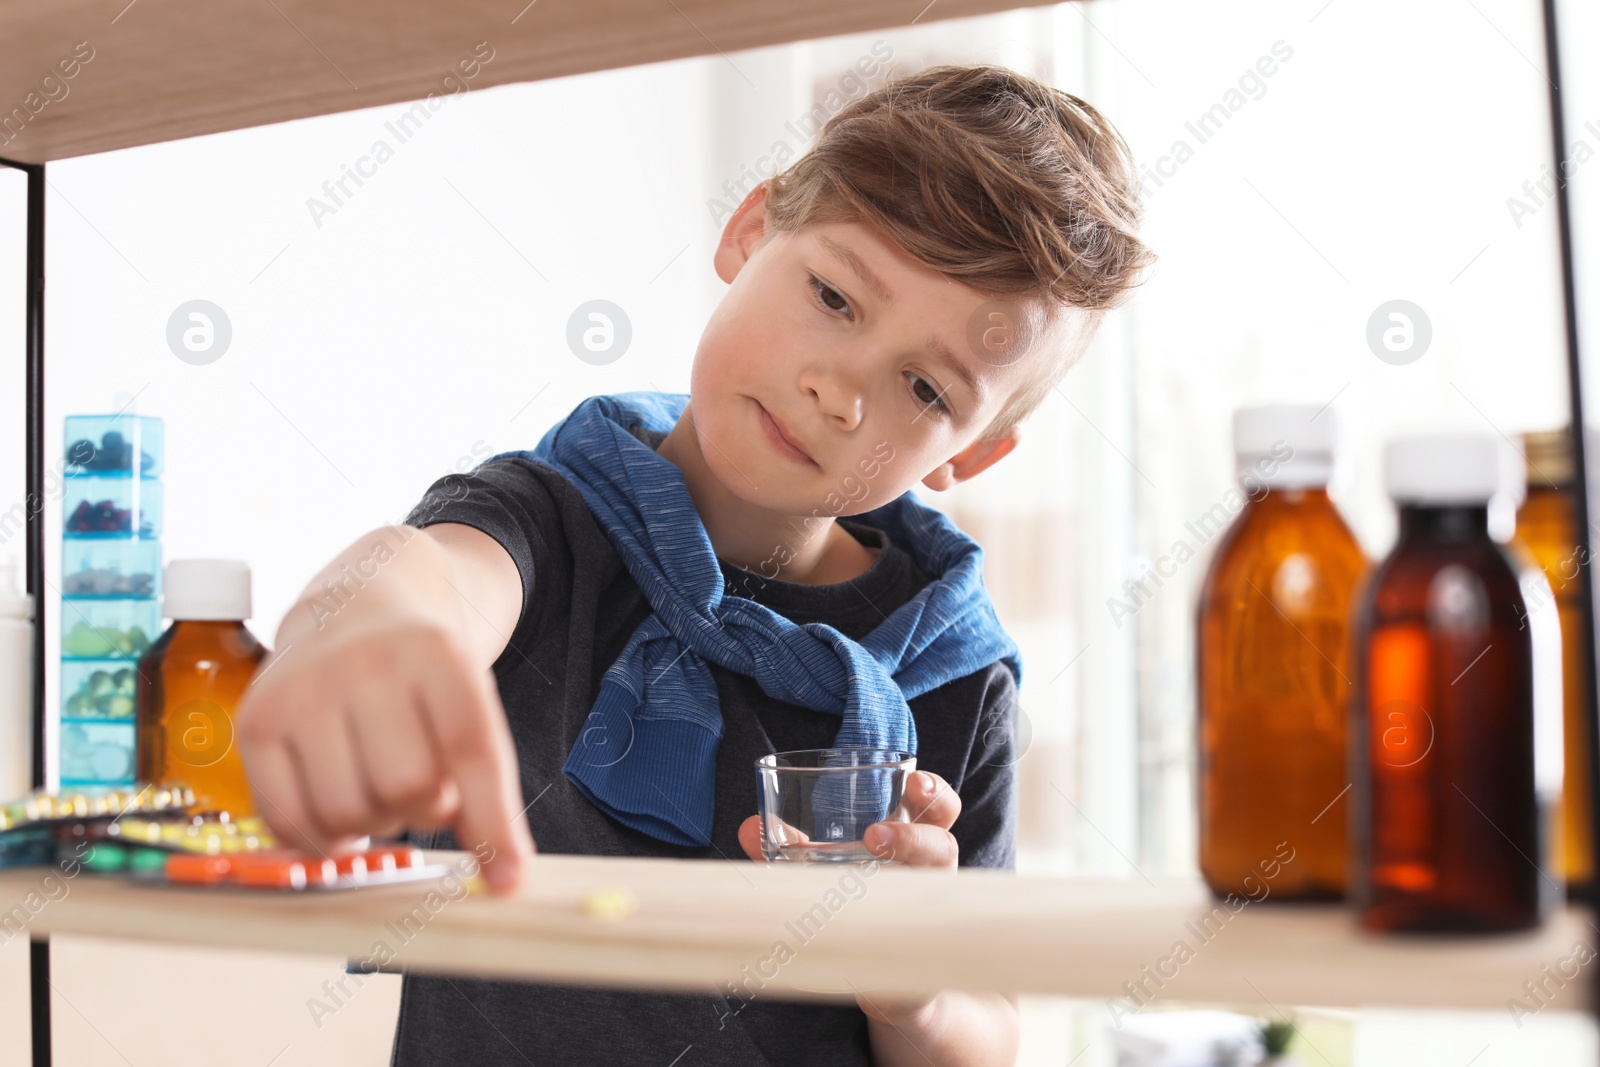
[0,0,1058,164]
[2,852,1588,1012]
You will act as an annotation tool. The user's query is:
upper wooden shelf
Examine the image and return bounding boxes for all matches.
[0,0,1059,165]
[2,852,1590,1014]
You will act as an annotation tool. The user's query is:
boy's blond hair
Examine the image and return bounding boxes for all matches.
[764,63,1156,441]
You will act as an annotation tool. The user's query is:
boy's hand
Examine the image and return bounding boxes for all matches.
[736,769,961,1025]
[235,612,536,893]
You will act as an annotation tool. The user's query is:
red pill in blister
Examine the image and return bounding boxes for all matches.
[333,852,368,882]
[166,854,233,885]
[232,852,337,889]
[363,846,423,875]
[388,846,424,870]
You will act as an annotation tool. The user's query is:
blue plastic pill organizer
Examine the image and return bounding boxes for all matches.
[59,414,164,790]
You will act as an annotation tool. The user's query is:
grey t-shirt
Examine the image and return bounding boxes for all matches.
[391,423,1020,1066]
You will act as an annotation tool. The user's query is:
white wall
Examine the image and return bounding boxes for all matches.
[3,0,1599,1063]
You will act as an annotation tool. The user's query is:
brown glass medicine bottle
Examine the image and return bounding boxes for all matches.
[1197,404,1367,901]
[1511,428,1593,896]
[1353,434,1561,933]
[137,559,268,816]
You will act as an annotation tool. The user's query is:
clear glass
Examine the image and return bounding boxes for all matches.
[756,748,915,863]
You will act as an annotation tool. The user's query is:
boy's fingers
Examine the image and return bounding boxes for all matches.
[348,694,456,829]
[292,709,376,840]
[865,822,958,868]
[900,771,961,830]
[737,814,763,861]
[242,740,320,851]
[418,658,535,893]
[738,814,823,861]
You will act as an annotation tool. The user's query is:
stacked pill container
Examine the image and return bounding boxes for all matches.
[59,415,164,789]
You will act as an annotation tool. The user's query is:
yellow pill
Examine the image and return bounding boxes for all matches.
[581,886,638,921]
[117,820,159,843]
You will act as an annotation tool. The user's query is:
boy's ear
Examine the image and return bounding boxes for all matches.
[714,180,773,284]
[921,424,1021,492]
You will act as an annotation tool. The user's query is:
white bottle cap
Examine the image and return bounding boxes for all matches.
[1384,433,1525,505]
[0,554,34,620]
[1233,403,1337,489]
[164,559,252,620]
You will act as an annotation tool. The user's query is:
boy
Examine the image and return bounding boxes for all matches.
[236,63,1152,1066]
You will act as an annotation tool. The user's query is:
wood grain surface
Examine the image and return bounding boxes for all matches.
[0,850,1589,1012]
[0,0,1060,163]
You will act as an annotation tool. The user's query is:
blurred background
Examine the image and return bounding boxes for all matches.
[2,0,1599,1062]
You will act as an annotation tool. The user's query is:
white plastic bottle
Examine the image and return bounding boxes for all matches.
[0,552,35,800]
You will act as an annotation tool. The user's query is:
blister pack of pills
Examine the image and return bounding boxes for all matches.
[1,784,467,892]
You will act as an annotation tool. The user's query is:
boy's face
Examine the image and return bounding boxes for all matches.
[686,180,1080,519]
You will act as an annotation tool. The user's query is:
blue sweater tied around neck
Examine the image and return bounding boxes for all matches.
[492,391,1022,848]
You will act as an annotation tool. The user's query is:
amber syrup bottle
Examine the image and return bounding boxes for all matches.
[1197,404,1367,901]
[1353,434,1562,933]
[137,559,268,817]
[1512,428,1593,898]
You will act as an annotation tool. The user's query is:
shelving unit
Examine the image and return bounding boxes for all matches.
[4,0,1598,1064]
[0,854,1590,1014]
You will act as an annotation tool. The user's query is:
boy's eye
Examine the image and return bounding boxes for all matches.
[807,275,853,318]
[808,273,949,419]
[906,372,951,416]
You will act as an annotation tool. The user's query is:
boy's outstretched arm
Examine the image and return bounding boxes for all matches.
[737,770,1022,1065]
[236,522,536,893]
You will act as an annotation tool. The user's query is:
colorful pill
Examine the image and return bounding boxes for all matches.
[166,854,233,885]
[334,853,369,881]
[582,886,638,921]
[233,853,337,890]
[364,846,422,872]
[129,847,169,878]
[82,841,129,872]
[110,819,164,844]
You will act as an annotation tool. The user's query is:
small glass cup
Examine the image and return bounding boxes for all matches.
[755,748,916,864]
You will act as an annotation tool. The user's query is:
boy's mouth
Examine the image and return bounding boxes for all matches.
[752,398,819,469]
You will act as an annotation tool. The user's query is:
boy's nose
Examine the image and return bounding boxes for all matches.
[803,373,864,433]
